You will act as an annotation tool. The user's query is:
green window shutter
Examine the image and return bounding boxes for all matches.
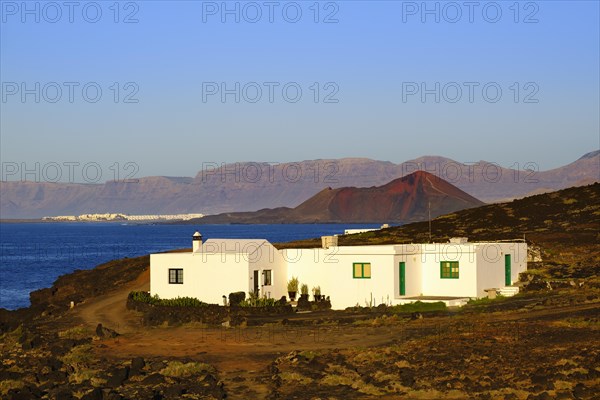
[353,263,372,279]
[353,263,362,278]
[440,261,459,279]
[363,263,371,278]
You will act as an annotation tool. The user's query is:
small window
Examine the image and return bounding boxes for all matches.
[353,262,371,279]
[262,270,272,286]
[169,268,183,284]
[440,261,459,279]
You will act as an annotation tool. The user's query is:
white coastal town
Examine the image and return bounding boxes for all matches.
[42,213,204,222]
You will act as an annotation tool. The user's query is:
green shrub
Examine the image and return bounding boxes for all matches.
[239,295,278,307]
[129,291,208,307]
[388,301,447,314]
[466,295,506,306]
[287,276,299,292]
[300,283,309,295]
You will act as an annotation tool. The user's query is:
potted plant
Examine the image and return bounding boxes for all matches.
[312,286,322,301]
[287,277,299,301]
[300,284,309,301]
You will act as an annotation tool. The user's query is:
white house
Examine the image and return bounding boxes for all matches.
[150,233,527,309]
[150,234,288,305]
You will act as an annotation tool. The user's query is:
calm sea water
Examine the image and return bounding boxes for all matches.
[0,223,380,310]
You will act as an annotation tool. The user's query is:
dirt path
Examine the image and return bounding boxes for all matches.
[72,269,149,334]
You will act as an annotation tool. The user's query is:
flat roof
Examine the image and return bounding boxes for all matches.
[200,238,270,254]
[402,296,469,301]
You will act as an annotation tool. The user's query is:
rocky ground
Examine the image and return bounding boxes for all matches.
[1,272,598,399]
[1,184,599,399]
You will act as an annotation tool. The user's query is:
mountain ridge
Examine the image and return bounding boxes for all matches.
[1,151,597,218]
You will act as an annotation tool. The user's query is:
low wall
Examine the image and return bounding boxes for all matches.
[126,297,293,326]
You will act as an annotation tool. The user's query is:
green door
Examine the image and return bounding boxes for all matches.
[399,262,406,296]
[504,254,511,286]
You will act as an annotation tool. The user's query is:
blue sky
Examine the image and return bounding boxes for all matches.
[1,1,599,180]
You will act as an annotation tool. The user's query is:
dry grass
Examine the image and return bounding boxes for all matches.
[0,380,24,396]
[551,317,599,329]
[0,325,23,347]
[352,348,394,364]
[408,389,466,399]
[280,371,312,385]
[58,325,91,339]
[69,368,100,384]
[320,364,384,396]
[160,361,215,378]
[555,358,579,367]
[61,344,94,368]
[298,350,319,362]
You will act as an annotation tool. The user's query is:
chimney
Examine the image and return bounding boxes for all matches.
[192,231,203,252]
[321,235,338,249]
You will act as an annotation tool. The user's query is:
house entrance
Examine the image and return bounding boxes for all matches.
[253,270,259,295]
[399,262,406,296]
[505,254,511,286]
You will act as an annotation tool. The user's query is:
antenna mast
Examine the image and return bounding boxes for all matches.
[428,201,432,243]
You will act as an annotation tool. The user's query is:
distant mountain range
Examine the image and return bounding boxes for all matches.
[192,171,484,224]
[1,150,598,219]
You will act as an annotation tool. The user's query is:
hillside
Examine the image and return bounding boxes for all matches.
[277,183,600,279]
[1,151,597,218]
[191,171,484,224]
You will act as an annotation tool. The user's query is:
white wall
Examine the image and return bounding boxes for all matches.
[512,242,528,282]
[150,252,249,304]
[249,242,288,300]
[420,243,479,298]
[150,253,198,300]
[151,241,290,304]
[475,243,507,296]
[394,244,423,298]
[476,242,528,296]
[284,246,400,309]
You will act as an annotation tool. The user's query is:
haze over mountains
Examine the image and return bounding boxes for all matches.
[1,151,598,219]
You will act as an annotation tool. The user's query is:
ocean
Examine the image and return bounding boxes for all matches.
[0,223,381,310]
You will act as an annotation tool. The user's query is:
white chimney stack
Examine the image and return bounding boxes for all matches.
[192,231,203,252]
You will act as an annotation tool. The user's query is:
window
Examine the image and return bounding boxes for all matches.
[353,262,371,279]
[262,269,272,286]
[440,261,459,279]
[169,268,183,284]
